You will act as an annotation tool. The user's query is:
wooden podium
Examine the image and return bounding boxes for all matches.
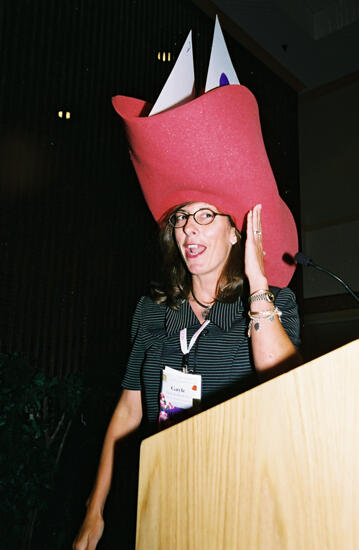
[135,340,359,550]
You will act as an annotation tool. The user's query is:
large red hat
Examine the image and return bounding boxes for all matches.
[112,84,298,287]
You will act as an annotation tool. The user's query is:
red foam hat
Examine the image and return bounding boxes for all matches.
[112,84,298,287]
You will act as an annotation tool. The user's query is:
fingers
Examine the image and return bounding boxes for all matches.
[245,204,267,287]
[247,207,253,239]
[73,533,97,550]
[252,204,262,240]
[246,204,262,241]
[73,517,104,550]
[73,532,90,550]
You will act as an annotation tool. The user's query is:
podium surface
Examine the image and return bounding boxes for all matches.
[136,340,359,550]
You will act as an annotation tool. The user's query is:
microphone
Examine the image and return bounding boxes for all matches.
[294,252,314,267]
[294,252,359,305]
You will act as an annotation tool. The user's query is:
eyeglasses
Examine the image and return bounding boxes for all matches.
[168,208,228,228]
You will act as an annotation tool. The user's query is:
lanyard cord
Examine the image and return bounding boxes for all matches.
[180,320,210,373]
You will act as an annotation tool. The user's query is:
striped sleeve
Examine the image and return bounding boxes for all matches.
[121,296,146,391]
[274,287,301,348]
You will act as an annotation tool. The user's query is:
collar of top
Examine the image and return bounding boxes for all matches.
[165,299,245,336]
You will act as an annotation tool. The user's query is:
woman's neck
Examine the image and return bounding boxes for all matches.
[191,274,218,305]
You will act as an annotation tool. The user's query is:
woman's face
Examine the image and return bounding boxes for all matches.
[173,202,237,280]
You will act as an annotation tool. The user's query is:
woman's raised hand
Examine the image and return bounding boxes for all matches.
[73,510,104,550]
[244,204,268,292]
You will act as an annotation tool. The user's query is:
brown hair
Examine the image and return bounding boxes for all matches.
[151,204,245,309]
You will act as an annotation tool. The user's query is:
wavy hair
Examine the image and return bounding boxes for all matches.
[151,204,245,309]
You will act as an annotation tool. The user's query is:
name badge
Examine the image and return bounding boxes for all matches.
[159,366,201,424]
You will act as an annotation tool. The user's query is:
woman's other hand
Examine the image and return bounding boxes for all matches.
[73,389,142,550]
[244,204,268,292]
[73,509,104,550]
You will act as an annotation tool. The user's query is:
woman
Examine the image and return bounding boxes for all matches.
[73,200,300,550]
[75,23,301,547]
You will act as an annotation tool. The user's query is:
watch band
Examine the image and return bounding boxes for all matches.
[248,290,275,304]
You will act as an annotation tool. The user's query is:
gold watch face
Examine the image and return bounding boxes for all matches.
[266,293,275,302]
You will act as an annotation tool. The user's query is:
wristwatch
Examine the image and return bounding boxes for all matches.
[248,290,275,304]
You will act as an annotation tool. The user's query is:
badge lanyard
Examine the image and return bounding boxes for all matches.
[180,320,210,373]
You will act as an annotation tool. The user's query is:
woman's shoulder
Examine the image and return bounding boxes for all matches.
[269,286,300,346]
[129,295,167,341]
[269,286,299,322]
[133,295,167,324]
[269,285,297,304]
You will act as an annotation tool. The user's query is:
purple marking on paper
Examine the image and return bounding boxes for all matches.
[219,73,230,86]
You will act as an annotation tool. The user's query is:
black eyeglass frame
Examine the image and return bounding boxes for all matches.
[168,207,229,228]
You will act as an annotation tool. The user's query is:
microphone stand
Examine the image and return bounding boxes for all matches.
[295,253,359,305]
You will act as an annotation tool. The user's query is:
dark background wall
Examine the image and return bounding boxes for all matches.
[298,81,359,360]
[0,0,300,380]
[0,1,300,548]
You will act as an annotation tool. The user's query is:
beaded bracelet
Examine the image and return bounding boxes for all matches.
[247,306,282,337]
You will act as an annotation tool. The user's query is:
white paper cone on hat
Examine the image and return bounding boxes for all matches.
[149,30,195,116]
[150,16,239,116]
[205,15,240,92]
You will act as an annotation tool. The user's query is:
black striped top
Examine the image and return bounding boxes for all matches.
[122,287,300,428]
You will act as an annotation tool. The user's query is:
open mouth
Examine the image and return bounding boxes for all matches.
[185,244,206,258]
